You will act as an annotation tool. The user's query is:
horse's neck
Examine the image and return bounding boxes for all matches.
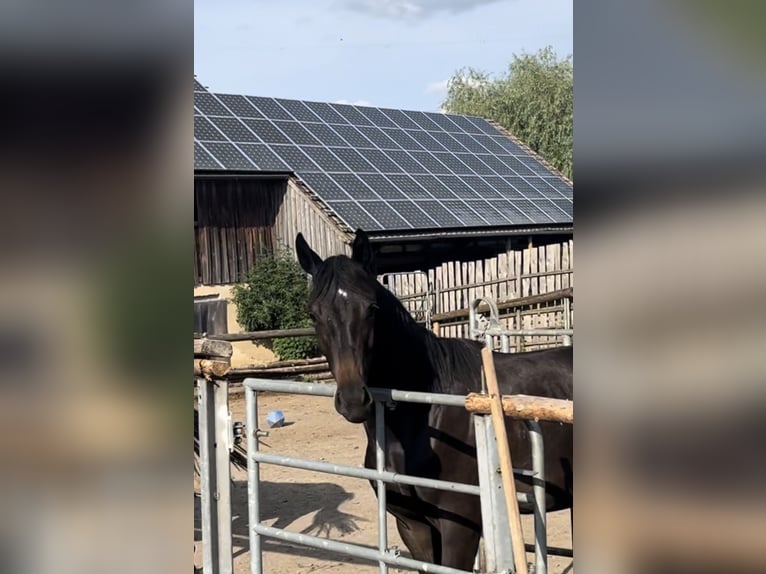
[369,298,437,392]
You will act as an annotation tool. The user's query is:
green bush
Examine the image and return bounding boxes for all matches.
[231,251,319,361]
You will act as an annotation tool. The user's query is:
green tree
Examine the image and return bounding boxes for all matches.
[231,251,318,361]
[443,46,573,180]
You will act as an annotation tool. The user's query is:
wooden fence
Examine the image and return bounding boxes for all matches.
[382,239,573,348]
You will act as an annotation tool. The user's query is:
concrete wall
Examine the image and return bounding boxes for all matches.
[193,284,277,367]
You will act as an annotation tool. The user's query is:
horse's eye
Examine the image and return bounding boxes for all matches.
[308,311,317,322]
[368,304,379,316]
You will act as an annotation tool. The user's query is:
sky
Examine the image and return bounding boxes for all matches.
[194,0,572,113]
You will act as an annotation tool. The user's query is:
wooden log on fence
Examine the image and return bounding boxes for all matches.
[194,359,231,379]
[465,393,574,424]
[431,287,573,323]
[300,372,335,382]
[194,338,233,359]
[229,363,329,377]
[210,327,316,341]
[247,356,327,370]
[480,347,528,574]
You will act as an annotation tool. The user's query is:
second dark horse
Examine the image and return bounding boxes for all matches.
[296,229,572,572]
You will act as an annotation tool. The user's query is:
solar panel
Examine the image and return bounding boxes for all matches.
[357,107,397,129]
[331,124,375,148]
[356,149,404,174]
[195,116,225,141]
[413,200,462,227]
[385,174,432,199]
[448,115,485,135]
[464,200,510,225]
[326,201,382,231]
[407,130,449,152]
[303,101,347,124]
[302,147,348,172]
[390,200,438,227]
[272,120,321,146]
[331,173,381,200]
[402,110,443,132]
[299,173,352,200]
[195,142,221,169]
[361,201,411,229]
[412,175,458,199]
[440,175,480,200]
[238,144,290,171]
[275,99,323,123]
[456,153,497,176]
[241,119,291,144]
[209,117,260,143]
[194,92,231,116]
[382,129,424,151]
[440,200,487,226]
[302,123,348,147]
[385,150,428,175]
[452,132,491,154]
[193,87,572,230]
[201,142,255,169]
[331,103,374,127]
[270,145,320,171]
[216,94,263,118]
[357,174,408,200]
[247,97,293,120]
[355,126,400,150]
[330,148,376,173]
[380,109,420,131]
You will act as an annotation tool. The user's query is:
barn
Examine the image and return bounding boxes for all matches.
[193,78,573,363]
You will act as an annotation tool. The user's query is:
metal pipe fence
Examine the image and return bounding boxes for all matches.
[243,377,548,574]
[469,295,573,350]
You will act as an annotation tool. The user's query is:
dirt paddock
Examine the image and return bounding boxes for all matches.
[194,391,573,573]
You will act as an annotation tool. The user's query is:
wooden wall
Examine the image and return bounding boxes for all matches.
[383,239,574,349]
[194,176,350,285]
[274,178,351,259]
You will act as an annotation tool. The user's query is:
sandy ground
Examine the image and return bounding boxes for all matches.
[195,392,573,573]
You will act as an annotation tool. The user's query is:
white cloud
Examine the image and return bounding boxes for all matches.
[426,74,486,95]
[339,0,503,20]
[334,99,373,107]
[425,79,449,94]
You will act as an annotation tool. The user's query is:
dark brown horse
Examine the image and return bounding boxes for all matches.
[296,229,572,572]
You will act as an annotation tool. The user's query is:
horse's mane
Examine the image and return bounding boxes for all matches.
[374,277,484,394]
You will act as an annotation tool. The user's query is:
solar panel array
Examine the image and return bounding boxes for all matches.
[194,85,572,232]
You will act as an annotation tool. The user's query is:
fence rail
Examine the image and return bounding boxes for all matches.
[243,377,569,574]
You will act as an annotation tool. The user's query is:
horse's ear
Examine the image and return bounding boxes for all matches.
[295,233,322,275]
[351,228,376,275]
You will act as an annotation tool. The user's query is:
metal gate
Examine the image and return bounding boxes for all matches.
[242,378,549,574]
[469,296,573,350]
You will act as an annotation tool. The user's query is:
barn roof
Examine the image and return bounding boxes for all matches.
[194,79,572,234]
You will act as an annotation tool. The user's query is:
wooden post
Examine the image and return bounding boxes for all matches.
[481,346,529,574]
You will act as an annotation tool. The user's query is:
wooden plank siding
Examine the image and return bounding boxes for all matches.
[194,177,351,285]
[382,239,574,349]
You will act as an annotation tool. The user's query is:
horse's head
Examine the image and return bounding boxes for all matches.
[296,229,379,423]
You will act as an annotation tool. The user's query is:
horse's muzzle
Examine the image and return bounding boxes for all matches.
[334,385,373,423]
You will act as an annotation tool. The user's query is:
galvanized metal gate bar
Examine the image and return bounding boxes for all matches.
[243,378,548,574]
[197,378,234,574]
[469,295,573,349]
[469,295,573,574]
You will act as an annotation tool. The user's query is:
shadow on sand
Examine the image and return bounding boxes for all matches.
[195,479,404,566]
